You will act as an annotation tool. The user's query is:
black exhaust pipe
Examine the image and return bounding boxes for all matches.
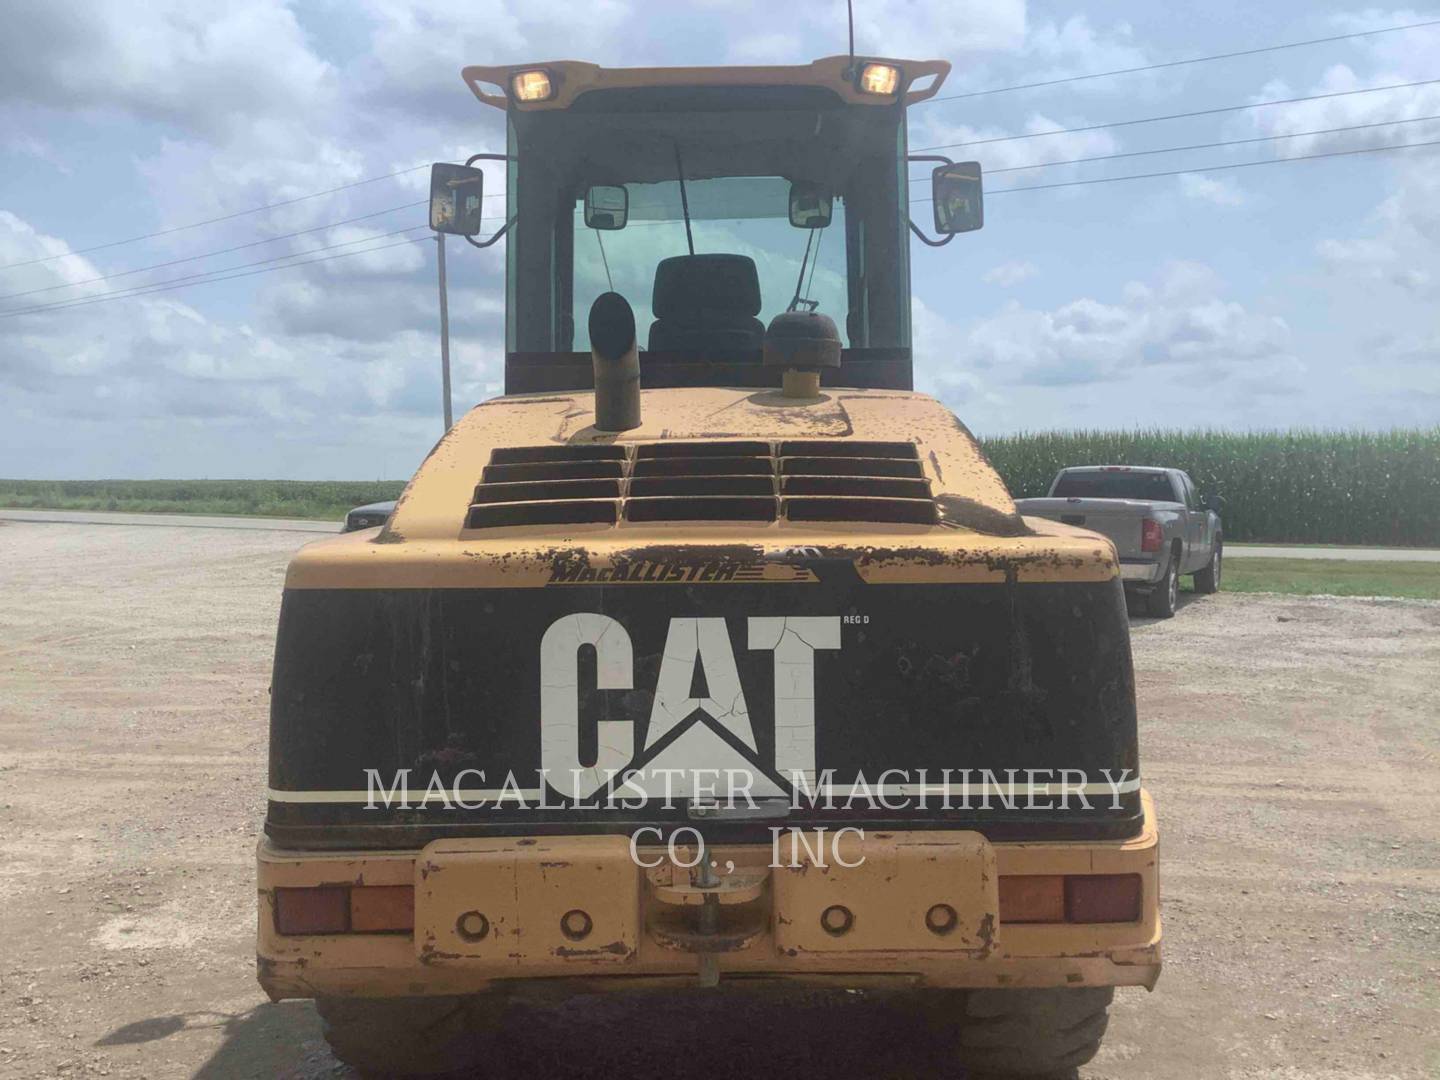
[589,292,641,432]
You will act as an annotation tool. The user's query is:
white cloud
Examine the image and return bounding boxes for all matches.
[1178,173,1245,206]
[846,0,1026,57]
[911,111,1121,172]
[1257,18,1440,300]
[0,211,495,439]
[4,1,1436,474]
[1015,15,1148,90]
[0,1,334,139]
[982,260,1039,286]
[927,260,1297,394]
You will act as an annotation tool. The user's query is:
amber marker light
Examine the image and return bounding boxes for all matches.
[857,62,901,96]
[999,874,1142,924]
[274,885,415,936]
[510,69,554,102]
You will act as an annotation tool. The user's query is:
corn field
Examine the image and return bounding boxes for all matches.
[980,427,1440,546]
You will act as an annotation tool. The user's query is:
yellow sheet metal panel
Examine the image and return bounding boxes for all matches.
[415,836,640,970]
[772,830,998,956]
[281,388,1118,589]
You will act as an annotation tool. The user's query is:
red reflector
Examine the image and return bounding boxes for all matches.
[1065,874,1142,923]
[274,886,350,935]
[350,885,415,933]
[1140,518,1163,552]
[998,875,1065,923]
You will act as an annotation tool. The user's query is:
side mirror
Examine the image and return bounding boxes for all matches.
[429,163,485,236]
[1204,493,1224,513]
[788,181,833,229]
[932,162,983,234]
[584,185,629,230]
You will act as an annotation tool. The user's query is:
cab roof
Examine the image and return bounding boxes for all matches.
[461,55,949,112]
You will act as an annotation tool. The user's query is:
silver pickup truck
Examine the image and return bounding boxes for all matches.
[1015,466,1222,618]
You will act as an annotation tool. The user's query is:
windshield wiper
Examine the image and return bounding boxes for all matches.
[787,227,822,312]
[673,141,695,256]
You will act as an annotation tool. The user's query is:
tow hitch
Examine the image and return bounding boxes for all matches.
[647,832,769,987]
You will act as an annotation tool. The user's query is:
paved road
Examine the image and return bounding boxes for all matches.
[0,507,340,533]
[1226,543,1440,562]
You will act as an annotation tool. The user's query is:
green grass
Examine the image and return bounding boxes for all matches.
[1210,558,1440,600]
[0,479,405,521]
[983,426,1440,547]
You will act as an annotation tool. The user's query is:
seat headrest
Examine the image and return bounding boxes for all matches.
[652,254,762,320]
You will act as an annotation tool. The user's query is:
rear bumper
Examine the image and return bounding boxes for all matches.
[1119,559,1161,583]
[257,793,1161,1000]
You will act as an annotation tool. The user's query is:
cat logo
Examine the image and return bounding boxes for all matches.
[539,614,840,800]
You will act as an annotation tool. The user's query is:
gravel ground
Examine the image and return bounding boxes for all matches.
[0,520,1436,1079]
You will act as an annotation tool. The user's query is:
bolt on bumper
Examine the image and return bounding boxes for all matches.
[257,794,1161,1000]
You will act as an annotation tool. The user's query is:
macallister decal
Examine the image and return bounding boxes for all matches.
[547,555,816,586]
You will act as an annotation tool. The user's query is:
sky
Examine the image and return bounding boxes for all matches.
[1,1,1437,480]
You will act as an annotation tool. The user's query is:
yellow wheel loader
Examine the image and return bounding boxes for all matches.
[257,54,1160,1077]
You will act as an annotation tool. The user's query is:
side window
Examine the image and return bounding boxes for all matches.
[1178,474,1197,509]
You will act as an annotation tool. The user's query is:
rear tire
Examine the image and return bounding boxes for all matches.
[1145,555,1179,619]
[1193,539,1222,594]
[316,994,505,1077]
[917,986,1114,1076]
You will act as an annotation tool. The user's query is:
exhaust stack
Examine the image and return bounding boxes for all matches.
[589,292,641,432]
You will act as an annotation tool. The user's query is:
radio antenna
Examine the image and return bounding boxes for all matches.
[847,0,855,61]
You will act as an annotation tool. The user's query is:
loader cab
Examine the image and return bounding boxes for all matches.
[430,57,982,394]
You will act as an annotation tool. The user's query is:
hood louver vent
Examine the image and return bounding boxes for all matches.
[464,441,936,529]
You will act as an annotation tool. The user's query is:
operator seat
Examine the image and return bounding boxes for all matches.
[647,254,765,353]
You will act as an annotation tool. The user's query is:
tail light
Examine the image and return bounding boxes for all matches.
[274,885,414,936]
[1140,518,1164,552]
[999,874,1142,924]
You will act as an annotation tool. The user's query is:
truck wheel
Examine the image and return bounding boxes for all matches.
[918,986,1114,1076]
[1146,556,1179,618]
[1193,540,1222,594]
[316,994,504,1077]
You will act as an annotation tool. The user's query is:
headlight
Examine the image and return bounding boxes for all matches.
[856,62,900,96]
[510,69,554,102]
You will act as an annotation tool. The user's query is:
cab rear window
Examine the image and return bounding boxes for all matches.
[1053,471,1176,500]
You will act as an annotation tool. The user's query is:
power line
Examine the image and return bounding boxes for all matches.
[0,235,430,320]
[0,202,428,301]
[906,113,1440,182]
[13,140,1437,319]
[925,18,1440,102]
[0,226,430,317]
[0,166,433,270]
[2,165,510,271]
[913,78,1440,153]
[912,136,1440,202]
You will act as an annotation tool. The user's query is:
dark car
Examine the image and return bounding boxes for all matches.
[342,500,395,533]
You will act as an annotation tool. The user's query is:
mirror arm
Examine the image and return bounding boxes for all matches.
[908,219,954,247]
[460,152,516,246]
[465,217,514,250]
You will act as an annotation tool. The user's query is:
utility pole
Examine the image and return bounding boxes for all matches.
[436,233,453,431]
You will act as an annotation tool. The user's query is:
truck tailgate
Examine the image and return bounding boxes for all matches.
[1015,498,1158,559]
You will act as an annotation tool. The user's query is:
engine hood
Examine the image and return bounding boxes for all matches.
[284,388,1118,591]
